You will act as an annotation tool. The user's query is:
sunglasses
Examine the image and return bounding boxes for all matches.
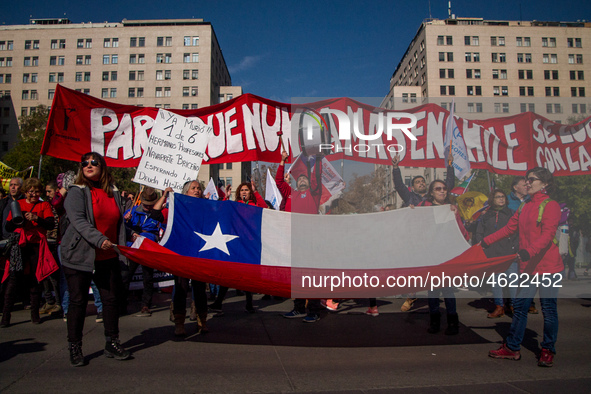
[526,176,539,183]
[81,159,100,168]
[433,186,447,192]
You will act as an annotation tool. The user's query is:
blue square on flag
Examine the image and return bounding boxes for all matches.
[162,194,263,265]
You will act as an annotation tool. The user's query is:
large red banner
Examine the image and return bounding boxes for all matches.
[42,84,591,175]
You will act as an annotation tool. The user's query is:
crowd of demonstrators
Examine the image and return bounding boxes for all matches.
[0,144,584,371]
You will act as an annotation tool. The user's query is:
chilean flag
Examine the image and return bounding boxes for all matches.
[118,194,516,298]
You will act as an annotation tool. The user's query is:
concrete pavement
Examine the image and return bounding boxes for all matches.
[1,274,590,393]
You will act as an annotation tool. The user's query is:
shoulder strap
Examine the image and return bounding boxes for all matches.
[537,198,552,224]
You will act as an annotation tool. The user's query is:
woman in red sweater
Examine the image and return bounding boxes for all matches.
[487,167,562,367]
[1,178,56,327]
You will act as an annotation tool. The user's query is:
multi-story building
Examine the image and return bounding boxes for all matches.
[0,18,246,187]
[380,17,591,207]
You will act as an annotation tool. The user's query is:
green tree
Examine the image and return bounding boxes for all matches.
[2,105,78,183]
[3,104,141,192]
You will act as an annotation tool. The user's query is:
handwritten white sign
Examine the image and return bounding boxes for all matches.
[133,109,211,192]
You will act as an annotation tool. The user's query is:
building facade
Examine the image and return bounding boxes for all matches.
[0,18,246,188]
[380,17,590,207]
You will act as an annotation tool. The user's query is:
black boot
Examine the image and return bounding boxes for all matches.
[445,313,459,335]
[0,311,10,328]
[427,312,440,334]
[104,336,131,360]
[68,341,85,367]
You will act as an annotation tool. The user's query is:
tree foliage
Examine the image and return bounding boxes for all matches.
[2,105,78,183]
[3,105,141,193]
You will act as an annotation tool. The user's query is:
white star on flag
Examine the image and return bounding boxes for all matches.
[194,222,239,255]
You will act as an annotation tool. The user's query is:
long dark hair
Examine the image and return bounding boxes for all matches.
[235,182,255,204]
[425,179,451,205]
[74,152,115,197]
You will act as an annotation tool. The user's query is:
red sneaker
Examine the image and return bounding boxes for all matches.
[538,348,554,367]
[489,343,521,360]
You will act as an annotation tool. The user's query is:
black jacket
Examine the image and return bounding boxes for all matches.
[473,206,518,258]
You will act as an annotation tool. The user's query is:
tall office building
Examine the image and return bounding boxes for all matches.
[379,17,590,208]
[0,18,246,186]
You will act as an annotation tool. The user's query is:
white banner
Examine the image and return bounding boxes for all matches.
[133,109,211,192]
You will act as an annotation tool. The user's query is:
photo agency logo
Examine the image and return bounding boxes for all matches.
[295,104,419,156]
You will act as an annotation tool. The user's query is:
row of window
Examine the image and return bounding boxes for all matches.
[438,52,584,64]
[440,69,585,80]
[439,35,583,48]
[3,36,201,51]
[461,102,587,115]
[439,85,585,97]
[19,86,201,100]
[0,53,200,67]
[0,68,200,84]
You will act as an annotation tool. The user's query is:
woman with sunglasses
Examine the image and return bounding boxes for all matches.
[486,167,562,367]
[2,178,56,327]
[417,180,469,335]
[473,189,519,318]
[60,152,131,366]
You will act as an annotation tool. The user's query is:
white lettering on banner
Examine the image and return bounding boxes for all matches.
[536,145,591,173]
[503,124,527,171]
[565,147,581,172]
[532,119,545,144]
[133,109,211,193]
[106,113,134,160]
[242,103,264,151]
[90,108,118,154]
[208,113,225,159]
[424,111,442,160]
[225,107,242,154]
[132,116,154,159]
[463,120,485,162]
[262,105,281,152]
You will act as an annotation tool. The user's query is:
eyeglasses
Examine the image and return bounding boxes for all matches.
[526,176,539,183]
[433,186,447,192]
[81,159,100,168]
[494,196,506,199]
[27,190,41,195]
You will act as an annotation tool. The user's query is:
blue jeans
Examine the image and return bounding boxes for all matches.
[505,272,562,354]
[492,260,519,306]
[428,287,456,314]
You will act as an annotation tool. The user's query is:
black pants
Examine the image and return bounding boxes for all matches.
[63,258,123,343]
[2,245,43,317]
[172,277,207,315]
[293,298,322,314]
[122,260,154,308]
[214,286,253,309]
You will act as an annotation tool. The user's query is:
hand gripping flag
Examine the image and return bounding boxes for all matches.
[204,178,219,200]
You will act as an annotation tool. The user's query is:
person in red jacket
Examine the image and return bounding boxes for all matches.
[486,167,562,367]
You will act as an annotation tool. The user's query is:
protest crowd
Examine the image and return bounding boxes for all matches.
[0,149,587,369]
